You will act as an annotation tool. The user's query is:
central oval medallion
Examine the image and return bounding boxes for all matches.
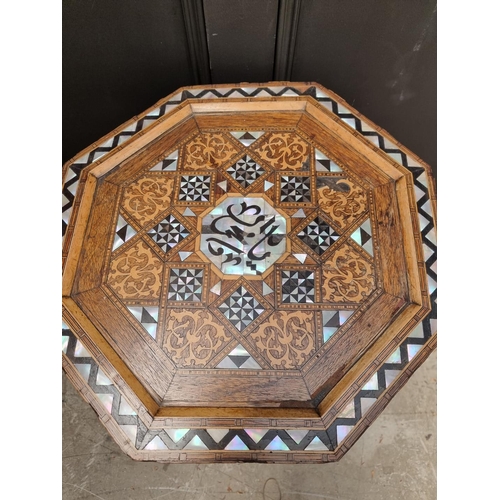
[200,196,287,276]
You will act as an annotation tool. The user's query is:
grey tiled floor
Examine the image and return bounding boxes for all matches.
[62,351,436,500]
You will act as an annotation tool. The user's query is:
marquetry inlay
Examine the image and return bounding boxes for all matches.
[62,82,436,464]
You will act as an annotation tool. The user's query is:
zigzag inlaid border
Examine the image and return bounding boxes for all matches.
[62,83,437,462]
[62,314,435,460]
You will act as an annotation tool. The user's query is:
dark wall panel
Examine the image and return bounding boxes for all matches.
[63,0,436,175]
[291,0,437,174]
[63,0,194,163]
[203,0,279,84]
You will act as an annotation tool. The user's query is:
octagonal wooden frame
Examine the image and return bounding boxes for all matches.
[62,84,435,462]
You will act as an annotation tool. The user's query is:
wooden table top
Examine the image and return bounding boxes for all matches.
[62,82,437,463]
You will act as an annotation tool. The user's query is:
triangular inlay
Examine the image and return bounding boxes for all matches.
[119,425,138,444]
[150,150,178,171]
[337,400,355,419]
[407,344,422,361]
[265,436,289,451]
[118,398,137,416]
[179,251,192,261]
[210,281,222,295]
[264,180,274,191]
[286,430,309,444]
[350,219,373,256]
[182,207,196,217]
[228,355,249,368]
[74,340,92,358]
[362,373,379,391]
[145,436,168,450]
[245,429,268,443]
[113,215,137,250]
[165,429,189,443]
[74,363,91,382]
[384,369,401,386]
[96,393,114,413]
[184,436,208,450]
[216,344,261,370]
[206,429,229,443]
[322,310,353,342]
[294,253,307,264]
[225,435,249,450]
[292,209,306,218]
[305,436,329,451]
[230,131,264,147]
[127,306,158,339]
[315,149,343,172]
[360,397,377,415]
[336,425,353,444]
[96,368,112,386]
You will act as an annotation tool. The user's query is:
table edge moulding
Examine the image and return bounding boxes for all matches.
[62,81,437,463]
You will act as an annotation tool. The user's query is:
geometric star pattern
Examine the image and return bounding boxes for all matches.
[218,286,264,331]
[167,268,204,302]
[62,83,436,463]
[226,155,265,189]
[147,214,189,253]
[297,216,340,255]
[281,270,315,303]
[280,176,311,202]
[179,175,211,202]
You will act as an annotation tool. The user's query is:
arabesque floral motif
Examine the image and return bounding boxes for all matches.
[182,133,239,170]
[317,179,367,230]
[108,241,163,299]
[322,243,375,303]
[121,175,174,226]
[164,309,232,367]
[253,132,309,170]
[250,311,315,369]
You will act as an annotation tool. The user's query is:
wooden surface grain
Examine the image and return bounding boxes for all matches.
[62,92,434,454]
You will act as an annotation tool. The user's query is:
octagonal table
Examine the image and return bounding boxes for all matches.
[62,82,437,463]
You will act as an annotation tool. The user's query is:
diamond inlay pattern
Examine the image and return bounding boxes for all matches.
[179,175,211,202]
[297,216,340,255]
[280,176,311,203]
[218,286,265,331]
[281,270,315,303]
[168,268,204,302]
[226,155,265,188]
[63,83,436,464]
[147,214,189,253]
